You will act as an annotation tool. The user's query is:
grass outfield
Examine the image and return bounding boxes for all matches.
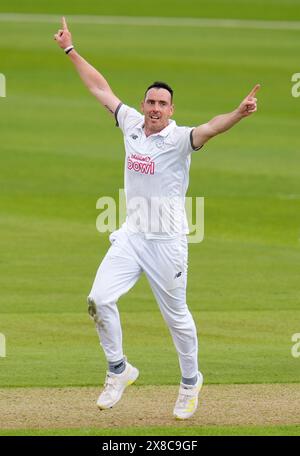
[0,310,299,387]
[1,0,300,21]
[0,0,300,436]
[1,425,300,436]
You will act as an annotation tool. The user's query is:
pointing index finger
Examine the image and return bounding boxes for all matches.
[247,83,261,99]
[62,16,68,30]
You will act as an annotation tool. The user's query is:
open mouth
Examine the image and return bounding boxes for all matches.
[150,115,160,120]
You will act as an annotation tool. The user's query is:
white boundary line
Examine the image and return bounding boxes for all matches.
[0,13,300,30]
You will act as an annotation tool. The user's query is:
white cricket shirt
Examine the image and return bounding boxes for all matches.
[115,103,202,239]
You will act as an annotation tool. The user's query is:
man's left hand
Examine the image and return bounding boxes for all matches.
[237,84,260,117]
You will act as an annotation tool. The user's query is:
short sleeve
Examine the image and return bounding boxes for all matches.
[190,128,204,152]
[175,126,204,157]
[115,103,143,135]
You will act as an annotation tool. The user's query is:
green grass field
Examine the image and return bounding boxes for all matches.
[1,425,300,437]
[0,0,300,436]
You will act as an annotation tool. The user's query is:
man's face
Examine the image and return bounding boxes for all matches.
[141,88,174,134]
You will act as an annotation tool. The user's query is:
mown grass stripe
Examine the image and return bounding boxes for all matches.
[0,13,300,30]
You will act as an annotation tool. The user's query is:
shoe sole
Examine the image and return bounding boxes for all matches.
[174,412,196,420]
[97,368,139,410]
[174,399,199,420]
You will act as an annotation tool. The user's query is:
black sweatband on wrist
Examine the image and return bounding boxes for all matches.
[65,46,74,55]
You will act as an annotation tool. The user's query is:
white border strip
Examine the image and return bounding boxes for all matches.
[0,13,300,30]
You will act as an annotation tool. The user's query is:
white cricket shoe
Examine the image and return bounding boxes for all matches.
[173,372,203,420]
[97,362,139,410]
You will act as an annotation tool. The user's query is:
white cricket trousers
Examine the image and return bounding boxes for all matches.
[88,227,199,379]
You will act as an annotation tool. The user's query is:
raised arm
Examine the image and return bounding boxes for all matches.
[54,17,121,116]
[192,84,260,149]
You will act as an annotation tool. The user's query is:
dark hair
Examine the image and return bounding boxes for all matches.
[144,81,173,102]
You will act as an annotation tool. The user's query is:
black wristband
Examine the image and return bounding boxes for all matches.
[65,46,74,55]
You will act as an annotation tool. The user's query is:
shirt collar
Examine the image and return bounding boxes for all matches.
[136,117,176,138]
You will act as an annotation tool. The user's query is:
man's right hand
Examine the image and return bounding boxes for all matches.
[54,17,73,49]
[53,19,121,114]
